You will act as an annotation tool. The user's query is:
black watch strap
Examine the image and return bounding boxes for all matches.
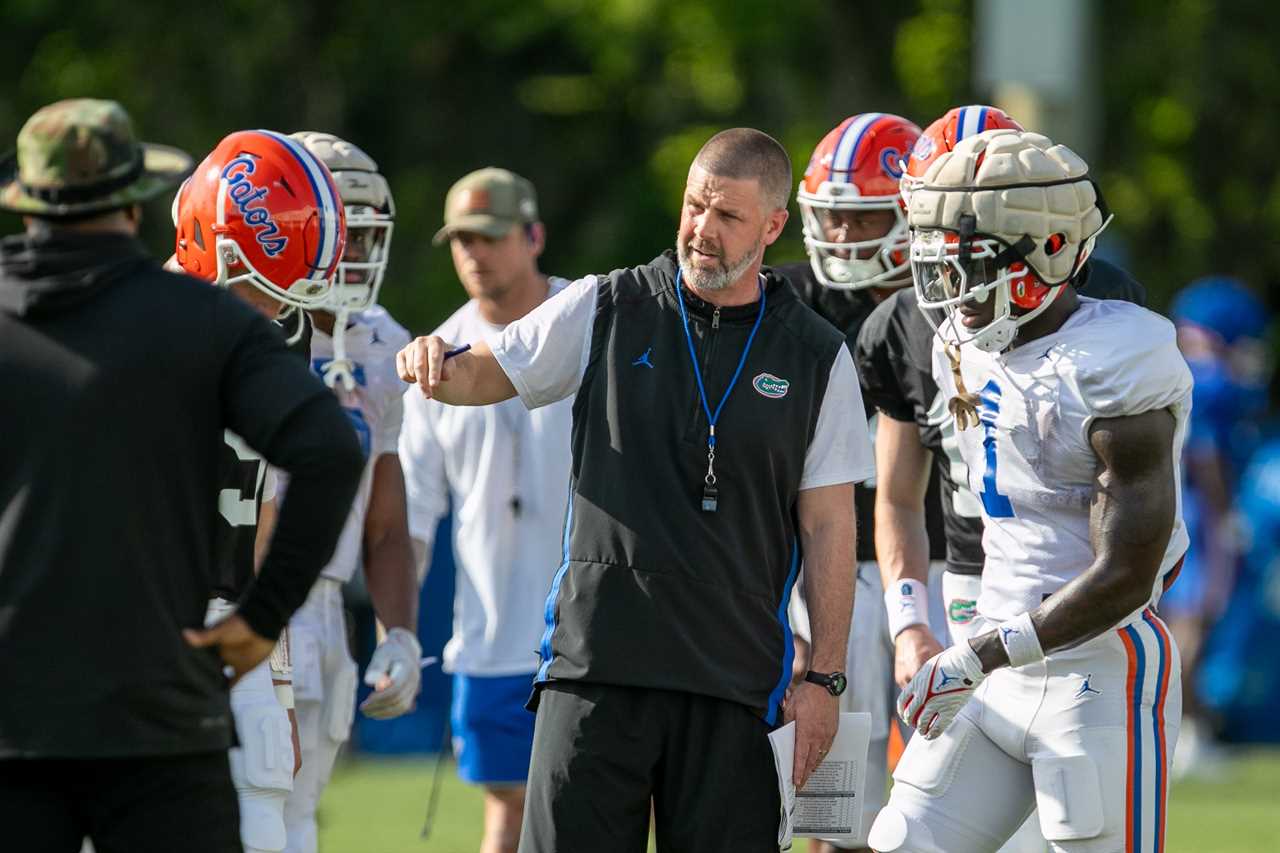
[804,670,847,696]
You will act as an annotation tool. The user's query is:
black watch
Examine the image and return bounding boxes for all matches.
[804,670,847,696]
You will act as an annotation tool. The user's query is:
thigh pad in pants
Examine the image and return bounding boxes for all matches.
[1031,754,1104,846]
[869,713,1036,853]
[231,701,294,794]
[230,669,293,852]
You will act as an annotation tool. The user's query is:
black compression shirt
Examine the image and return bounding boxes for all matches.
[777,260,947,563]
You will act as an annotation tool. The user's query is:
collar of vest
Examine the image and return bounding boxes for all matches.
[653,249,795,323]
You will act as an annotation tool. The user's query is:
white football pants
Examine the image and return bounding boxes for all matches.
[207,598,294,853]
[869,608,1181,853]
[282,579,358,853]
[941,572,1047,853]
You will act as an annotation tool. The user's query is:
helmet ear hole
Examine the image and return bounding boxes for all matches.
[1044,232,1067,255]
[193,218,206,252]
[1009,262,1050,310]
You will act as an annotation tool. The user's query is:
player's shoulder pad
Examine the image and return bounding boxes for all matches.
[857,286,907,353]
[1067,299,1192,420]
[1078,257,1148,307]
[771,260,817,302]
[360,304,412,350]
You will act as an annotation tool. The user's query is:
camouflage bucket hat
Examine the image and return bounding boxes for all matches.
[0,98,193,218]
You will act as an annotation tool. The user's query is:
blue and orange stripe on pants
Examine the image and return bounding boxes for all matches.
[1118,607,1176,853]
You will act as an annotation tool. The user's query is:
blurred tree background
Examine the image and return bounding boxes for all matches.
[2,0,1273,333]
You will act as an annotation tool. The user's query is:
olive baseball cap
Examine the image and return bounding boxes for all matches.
[432,167,539,245]
[0,98,192,218]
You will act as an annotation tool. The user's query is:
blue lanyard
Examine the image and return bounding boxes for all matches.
[674,267,767,511]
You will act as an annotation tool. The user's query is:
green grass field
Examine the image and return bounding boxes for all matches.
[318,748,1280,852]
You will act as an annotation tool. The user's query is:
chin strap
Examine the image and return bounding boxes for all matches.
[990,234,1037,271]
[322,306,357,392]
[945,343,981,430]
[277,307,306,345]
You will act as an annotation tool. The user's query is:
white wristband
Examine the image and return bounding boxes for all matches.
[998,612,1045,668]
[885,578,929,640]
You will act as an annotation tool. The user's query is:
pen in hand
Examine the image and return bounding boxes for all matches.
[444,344,471,361]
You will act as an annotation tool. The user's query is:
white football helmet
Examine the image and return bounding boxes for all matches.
[291,131,394,316]
[907,129,1111,352]
[291,132,395,389]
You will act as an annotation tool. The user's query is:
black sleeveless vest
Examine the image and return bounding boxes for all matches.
[534,251,846,724]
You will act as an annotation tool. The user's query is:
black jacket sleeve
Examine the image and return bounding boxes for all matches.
[235,394,364,639]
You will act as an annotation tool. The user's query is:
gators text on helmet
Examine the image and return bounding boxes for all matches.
[173,130,346,310]
[900,105,1023,207]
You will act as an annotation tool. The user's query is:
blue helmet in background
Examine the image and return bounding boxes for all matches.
[1170,276,1268,345]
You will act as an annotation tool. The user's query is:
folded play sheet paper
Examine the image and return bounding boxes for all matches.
[768,712,872,850]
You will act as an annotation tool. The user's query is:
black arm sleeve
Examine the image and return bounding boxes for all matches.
[235,394,365,639]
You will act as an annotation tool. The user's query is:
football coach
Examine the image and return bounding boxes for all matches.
[398,128,874,852]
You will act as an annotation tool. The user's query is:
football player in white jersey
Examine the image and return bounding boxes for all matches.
[399,168,571,853]
[867,130,1192,853]
[172,129,351,853]
[280,132,421,853]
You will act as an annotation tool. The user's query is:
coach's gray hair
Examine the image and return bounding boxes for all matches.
[691,128,792,211]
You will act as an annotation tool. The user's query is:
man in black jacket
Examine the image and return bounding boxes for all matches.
[0,99,364,853]
[399,128,875,852]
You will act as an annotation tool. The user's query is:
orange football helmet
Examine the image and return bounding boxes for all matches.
[900,105,1023,205]
[797,113,921,290]
[172,129,346,309]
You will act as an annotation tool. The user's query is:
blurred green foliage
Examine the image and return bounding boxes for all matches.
[3,0,1268,333]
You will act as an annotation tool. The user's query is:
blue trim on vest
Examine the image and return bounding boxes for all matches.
[765,542,801,726]
[535,489,575,683]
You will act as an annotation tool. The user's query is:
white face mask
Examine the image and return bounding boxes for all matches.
[910,229,1059,354]
[329,206,394,314]
[796,192,910,291]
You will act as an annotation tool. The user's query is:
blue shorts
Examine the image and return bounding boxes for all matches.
[451,672,537,786]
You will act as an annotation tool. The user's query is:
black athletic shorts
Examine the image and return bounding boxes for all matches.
[0,751,240,853]
[519,681,781,853]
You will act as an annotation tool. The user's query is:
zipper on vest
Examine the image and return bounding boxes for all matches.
[712,307,720,329]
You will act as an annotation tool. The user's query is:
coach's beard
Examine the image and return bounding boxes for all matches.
[677,234,762,292]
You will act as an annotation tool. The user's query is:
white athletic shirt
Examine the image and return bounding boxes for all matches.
[931,298,1193,624]
[489,274,875,490]
[299,305,411,584]
[399,278,574,676]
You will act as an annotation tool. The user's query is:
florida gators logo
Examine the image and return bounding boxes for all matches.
[910,135,936,165]
[753,373,790,399]
[880,147,904,179]
[221,156,288,257]
[948,598,976,624]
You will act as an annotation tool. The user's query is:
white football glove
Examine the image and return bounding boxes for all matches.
[897,642,986,739]
[359,627,422,720]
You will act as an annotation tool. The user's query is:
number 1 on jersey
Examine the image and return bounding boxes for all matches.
[977,380,1014,518]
